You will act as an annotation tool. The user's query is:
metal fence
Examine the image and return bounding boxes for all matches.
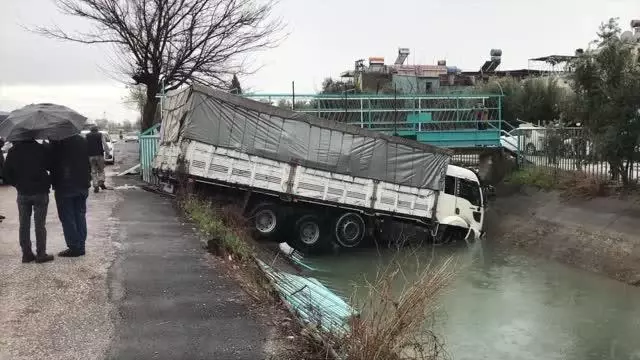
[243,93,503,132]
[512,126,639,182]
[139,124,161,184]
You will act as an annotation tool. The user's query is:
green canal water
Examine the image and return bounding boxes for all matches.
[304,242,640,360]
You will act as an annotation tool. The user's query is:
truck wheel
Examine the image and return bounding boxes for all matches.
[433,226,454,245]
[249,203,282,240]
[434,226,466,245]
[333,212,366,248]
[291,214,328,253]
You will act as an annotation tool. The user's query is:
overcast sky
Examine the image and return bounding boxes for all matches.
[1,0,639,123]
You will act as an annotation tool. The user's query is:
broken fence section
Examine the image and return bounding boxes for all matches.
[256,259,356,339]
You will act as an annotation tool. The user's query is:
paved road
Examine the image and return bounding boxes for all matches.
[0,143,270,360]
[106,175,266,359]
[113,140,140,175]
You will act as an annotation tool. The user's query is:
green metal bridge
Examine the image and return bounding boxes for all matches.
[243,93,504,149]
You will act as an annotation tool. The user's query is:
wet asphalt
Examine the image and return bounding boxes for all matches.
[0,141,267,360]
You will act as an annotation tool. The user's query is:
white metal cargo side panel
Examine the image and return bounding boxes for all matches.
[292,166,374,208]
[374,182,435,218]
[181,140,435,220]
[154,143,181,172]
[185,141,290,194]
[211,148,290,193]
[187,142,214,178]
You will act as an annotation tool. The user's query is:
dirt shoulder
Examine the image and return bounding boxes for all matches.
[485,185,640,286]
[0,185,117,360]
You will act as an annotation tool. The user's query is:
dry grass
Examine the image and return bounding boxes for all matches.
[506,167,608,199]
[559,171,607,199]
[181,195,253,260]
[337,256,457,360]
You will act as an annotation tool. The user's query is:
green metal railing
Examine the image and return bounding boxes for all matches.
[244,93,504,148]
[139,123,160,184]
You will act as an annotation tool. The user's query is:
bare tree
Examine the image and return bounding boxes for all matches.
[123,84,146,120]
[38,0,284,130]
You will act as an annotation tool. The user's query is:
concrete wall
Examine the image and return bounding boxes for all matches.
[391,75,440,94]
[486,186,640,286]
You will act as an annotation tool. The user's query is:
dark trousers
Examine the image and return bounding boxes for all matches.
[17,193,49,256]
[55,190,88,253]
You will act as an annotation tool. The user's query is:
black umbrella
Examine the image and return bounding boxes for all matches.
[0,103,87,141]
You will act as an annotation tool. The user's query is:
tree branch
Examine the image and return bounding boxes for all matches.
[38,0,285,129]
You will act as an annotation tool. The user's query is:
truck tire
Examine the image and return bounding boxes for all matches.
[249,202,283,241]
[290,214,329,253]
[333,212,366,248]
[434,225,466,245]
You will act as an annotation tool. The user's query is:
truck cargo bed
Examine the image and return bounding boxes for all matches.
[159,140,437,222]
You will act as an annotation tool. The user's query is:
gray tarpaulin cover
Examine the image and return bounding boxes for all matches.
[159,85,451,191]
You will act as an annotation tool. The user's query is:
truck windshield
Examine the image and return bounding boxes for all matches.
[458,179,482,206]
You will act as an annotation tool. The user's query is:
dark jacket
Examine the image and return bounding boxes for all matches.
[0,138,5,177]
[3,141,51,195]
[86,131,104,157]
[50,135,91,193]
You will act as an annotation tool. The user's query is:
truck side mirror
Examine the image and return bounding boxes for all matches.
[484,185,496,203]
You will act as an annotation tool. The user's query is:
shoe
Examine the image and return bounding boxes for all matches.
[22,253,36,263]
[35,254,54,263]
[58,249,85,257]
[94,187,100,193]
[99,183,107,190]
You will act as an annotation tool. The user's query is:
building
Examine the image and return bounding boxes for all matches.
[341,48,452,94]
[340,48,581,93]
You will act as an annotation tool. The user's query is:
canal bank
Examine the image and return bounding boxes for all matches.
[485,185,640,286]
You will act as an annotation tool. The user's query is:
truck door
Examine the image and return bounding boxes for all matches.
[435,175,457,220]
[455,178,483,231]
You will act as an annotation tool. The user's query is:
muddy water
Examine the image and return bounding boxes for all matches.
[304,242,640,360]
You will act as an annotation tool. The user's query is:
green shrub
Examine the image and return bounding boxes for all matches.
[505,167,555,190]
[181,196,252,261]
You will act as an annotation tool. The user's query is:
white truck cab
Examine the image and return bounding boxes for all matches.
[436,165,484,242]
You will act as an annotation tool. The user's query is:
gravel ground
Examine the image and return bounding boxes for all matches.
[0,177,119,360]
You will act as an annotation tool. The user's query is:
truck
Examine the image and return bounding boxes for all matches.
[153,85,485,252]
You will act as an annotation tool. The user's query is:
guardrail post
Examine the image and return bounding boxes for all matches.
[360,98,364,128]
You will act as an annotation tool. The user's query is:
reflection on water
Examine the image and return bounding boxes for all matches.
[304,241,640,360]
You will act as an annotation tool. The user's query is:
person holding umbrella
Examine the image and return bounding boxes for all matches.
[2,135,54,263]
[50,135,91,257]
[0,103,89,258]
[0,136,5,223]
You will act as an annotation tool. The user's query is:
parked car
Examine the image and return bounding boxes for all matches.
[562,137,593,158]
[500,123,547,155]
[124,132,139,142]
[80,130,115,165]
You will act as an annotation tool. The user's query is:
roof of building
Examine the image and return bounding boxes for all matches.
[528,55,577,64]
[460,69,547,77]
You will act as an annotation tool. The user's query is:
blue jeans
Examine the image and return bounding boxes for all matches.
[55,190,88,253]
